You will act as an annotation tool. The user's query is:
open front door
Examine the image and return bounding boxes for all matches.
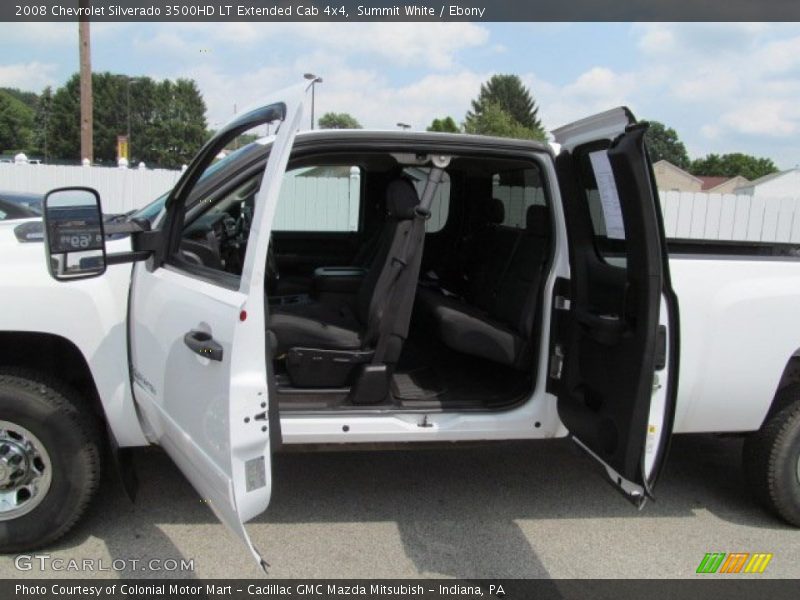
[550,108,679,506]
[127,82,309,568]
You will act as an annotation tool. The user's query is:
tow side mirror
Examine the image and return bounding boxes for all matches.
[42,187,107,281]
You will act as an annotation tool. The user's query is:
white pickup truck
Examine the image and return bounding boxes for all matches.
[1,81,799,567]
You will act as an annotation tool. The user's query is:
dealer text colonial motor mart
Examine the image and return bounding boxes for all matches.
[16,583,491,596]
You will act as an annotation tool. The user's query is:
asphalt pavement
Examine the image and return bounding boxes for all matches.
[1,434,798,579]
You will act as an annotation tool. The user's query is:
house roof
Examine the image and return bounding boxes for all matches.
[697,176,731,191]
[653,160,702,183]
[743,168,796,188]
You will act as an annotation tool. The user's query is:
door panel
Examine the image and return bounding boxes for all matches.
[128,82,309,567]
[129,267,270,563]
[551,108,679,505]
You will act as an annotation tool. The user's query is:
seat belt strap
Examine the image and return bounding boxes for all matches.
[370,166,445,364]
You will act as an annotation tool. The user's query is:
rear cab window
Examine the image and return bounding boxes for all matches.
[493,166,548,230]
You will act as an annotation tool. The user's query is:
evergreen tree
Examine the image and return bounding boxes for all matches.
[318,112,362,129]
[463,102,546,141]
[427,116,460,133]
[466,74,545,137]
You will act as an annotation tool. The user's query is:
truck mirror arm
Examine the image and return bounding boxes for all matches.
[103,223,163,266]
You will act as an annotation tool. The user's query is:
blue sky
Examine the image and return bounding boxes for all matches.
[2,22,800,168]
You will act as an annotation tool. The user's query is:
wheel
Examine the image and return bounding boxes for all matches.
[743,383,800,526]
[0,369,103,552]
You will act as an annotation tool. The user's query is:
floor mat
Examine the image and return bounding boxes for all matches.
[391,367,446,400]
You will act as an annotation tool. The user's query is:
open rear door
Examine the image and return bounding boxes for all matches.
[127,81,309,568]
[550,108,679,506]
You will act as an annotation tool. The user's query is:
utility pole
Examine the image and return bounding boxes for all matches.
[79,2,93,163]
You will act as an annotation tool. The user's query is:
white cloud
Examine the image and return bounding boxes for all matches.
[181,64,294,127]
[138,21,491,130]
[625,23,800,161]
[755,35,800,74]
[720,100,800,137]
[638,27,675,54]
[183,57,488,131]
[7,21,800,166]
[136,22,489,71]
[320,70,488,129]
[519,67,638,135]
[0,62,58,91]
[0,23,74,46]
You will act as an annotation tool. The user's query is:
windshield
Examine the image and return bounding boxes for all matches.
[131,142,261,224]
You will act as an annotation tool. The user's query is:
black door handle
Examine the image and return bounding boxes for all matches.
[183,330,224,361]
[574,308,624,345]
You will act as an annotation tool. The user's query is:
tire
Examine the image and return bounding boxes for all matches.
[743,383,800,527]
[0,369,103,552]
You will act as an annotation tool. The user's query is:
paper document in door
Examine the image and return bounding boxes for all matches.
[589,150,626,240]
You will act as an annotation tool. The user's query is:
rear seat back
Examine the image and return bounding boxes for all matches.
[418,203,551,369]
[490,205,551,336]
[465,200,520,310]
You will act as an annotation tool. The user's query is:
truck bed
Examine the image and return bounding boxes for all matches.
[667,248,800,434]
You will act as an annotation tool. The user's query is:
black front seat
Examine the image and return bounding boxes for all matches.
[268,177,424,386]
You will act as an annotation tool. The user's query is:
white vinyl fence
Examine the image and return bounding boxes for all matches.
[660,190,800,243]
[274,167,361,232]
[0,163,181,214]
[2,163,800,244]
[493,185,547,229]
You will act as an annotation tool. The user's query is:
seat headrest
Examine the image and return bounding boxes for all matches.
[526,205,550,237]
[479,198,505,225]
[386,178,420,220]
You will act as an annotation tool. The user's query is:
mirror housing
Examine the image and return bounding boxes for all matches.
[42,187,107,281]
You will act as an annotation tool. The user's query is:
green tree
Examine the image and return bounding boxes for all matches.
[46,75,81,160]
[689,153,779,180]
[31,86,52,160]
[46,72,207,167]
[141,78,208,168]
[466,74,545,137]
[0,90,35,153]
[318,112,362,129]
[0,87,38,111]
[463,102,545,141]
[645,121,690,169]
[427,116,460,133]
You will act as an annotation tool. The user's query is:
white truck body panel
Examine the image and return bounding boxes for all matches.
[669,256,800,432]
[0,222,148,447]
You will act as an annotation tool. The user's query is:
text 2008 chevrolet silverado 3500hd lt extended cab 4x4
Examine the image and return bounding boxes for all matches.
[1,81,799,567]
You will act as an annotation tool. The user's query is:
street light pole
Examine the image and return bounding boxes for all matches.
[126,78,131,143]
[126,76,145,160]
[304,73,323,129]
[311,83,315,129]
